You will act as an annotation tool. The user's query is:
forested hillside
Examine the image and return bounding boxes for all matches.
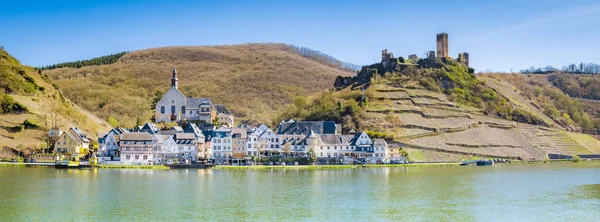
[40,51,128,70]
[0,47,110,152]
[43,44,355,127]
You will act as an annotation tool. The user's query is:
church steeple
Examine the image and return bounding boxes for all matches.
[171,66,178,88]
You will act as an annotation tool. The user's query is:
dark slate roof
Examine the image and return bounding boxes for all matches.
[197,124,216,131]
[277,121,337,135]
[214,104,231,115]
[141,123,158,134]
[318,134,350,146]
[111,127,129,135]
[120,132,153,141]
[183,123,205,138]
[281,137,307,146]
[186,98,212,107]
[72,128,90,143]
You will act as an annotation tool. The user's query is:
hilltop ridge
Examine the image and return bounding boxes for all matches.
[43,43,356,127]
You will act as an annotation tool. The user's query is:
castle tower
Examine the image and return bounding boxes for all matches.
[436,33,448,58]
[171,66,178,88]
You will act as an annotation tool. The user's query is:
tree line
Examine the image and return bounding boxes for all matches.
[39,51,129,70]
[520,62,600,74]
[287,45,362,71]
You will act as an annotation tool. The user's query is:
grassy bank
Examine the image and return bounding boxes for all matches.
[0,163,27,168]
[95,164,169,170]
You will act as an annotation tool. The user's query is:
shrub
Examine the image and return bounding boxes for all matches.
[572,155,581,162]
[22,119,39,129]
[0,94,28,113]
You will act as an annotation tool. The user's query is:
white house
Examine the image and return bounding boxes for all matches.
[174,133,197,163]
[98,127,128,160]
[120,132,155,165]
[211,127,232,162]
[153,134,178,164]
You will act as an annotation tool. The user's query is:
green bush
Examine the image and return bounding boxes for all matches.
[12,124,24,132]
[0,94,28,113]
[22,119,39,129]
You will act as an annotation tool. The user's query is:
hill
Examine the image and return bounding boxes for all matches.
[43,44,356,127]
[277,51,600,162]
[0,47,111,153]
[481,73,600,133]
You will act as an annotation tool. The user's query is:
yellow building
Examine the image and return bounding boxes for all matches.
[54,127,90,161]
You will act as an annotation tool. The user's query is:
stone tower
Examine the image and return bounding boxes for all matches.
[171,67,178,89]
[381,49,393,61]
[436,33,448,58]
[458,52,470,67]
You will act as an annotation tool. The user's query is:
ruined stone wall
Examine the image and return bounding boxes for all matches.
[458,52,470,67]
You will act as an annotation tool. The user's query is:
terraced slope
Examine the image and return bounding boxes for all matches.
[363,79,597,161]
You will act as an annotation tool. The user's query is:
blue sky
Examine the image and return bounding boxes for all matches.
[1,0,599,72]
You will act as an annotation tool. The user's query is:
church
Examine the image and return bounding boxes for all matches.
[154,67,234,127]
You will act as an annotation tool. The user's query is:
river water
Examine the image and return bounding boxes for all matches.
[0,163,598,221]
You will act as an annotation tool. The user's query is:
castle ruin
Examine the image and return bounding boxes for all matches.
[458,52,469,67]
[436,33,448,58]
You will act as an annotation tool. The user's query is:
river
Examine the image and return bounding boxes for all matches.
[0,163,598,221]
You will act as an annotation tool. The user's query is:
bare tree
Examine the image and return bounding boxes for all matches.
[40,104,64,153]
[257,140,267,164]
[282,142,292,158]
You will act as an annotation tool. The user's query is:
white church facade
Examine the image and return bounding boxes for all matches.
[154,67,233,126]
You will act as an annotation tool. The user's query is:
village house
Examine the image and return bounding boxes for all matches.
[98,127,128,161]
[210,127,232,163]
[276,119,341,135]
[174,133,197,163]
[215,104,234,128]
[254,125,280,156]
[231,127,247,159]
[153,134,177,164]
[54,127,90,161]
[183,123,209,161]
[154,67,233,124]
[119,132,155,165]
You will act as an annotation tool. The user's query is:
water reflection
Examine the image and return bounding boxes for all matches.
[0,164,598,221]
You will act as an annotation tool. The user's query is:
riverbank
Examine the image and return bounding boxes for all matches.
[96,164,170,170]
[2,160,593,170]
[213,162,461,170]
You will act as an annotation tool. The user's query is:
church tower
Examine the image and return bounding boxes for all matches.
[171,67,178,88]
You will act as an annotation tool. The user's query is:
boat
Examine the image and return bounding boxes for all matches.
[460,159,495,166]
[55,160,92,169]
[476,159,494,166]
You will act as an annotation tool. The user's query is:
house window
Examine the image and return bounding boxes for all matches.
[181,106,186,114]
[171,105,176,114]
[189,111,192,114]
[161,106,165,114]
[126,155,130,160]
[135,155,139,160]
[143,155,148,160]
